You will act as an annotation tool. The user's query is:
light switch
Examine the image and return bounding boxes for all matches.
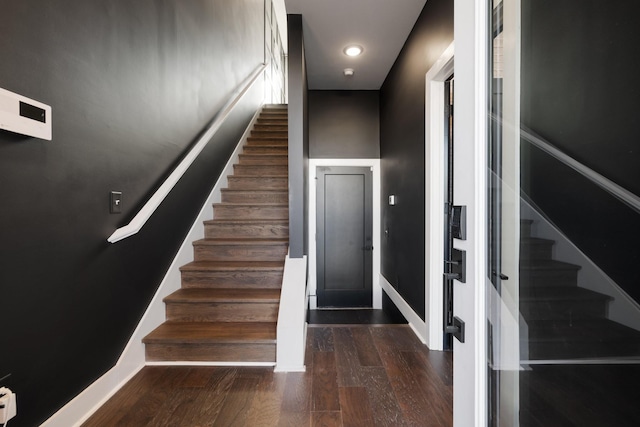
[389,195,396,206]
[110,191,122,214]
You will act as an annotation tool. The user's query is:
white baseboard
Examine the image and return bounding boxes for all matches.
[41,109,261,427]
[380,274,428,345]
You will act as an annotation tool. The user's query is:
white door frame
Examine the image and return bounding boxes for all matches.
[308,159,381,310]
[454,0,489,426]
[425,42,455,351]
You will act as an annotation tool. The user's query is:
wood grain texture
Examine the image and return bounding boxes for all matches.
[339,387,374,427]
[221,190,289,204]
[312,411,343,427]
[212,203,289,220]
[312,351,340,411]
[85,326,453,427]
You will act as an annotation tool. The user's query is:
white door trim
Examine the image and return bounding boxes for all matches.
[308,158,381,310]
[425,42,455,351]
[454,0,489,425]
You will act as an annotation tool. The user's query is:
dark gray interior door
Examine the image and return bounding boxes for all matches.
[317,166,373,307]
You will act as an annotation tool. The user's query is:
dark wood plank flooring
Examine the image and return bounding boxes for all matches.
[307,309,408,325]
[82,325,452,427]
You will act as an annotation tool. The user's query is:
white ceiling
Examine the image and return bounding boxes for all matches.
[283,0,427,90]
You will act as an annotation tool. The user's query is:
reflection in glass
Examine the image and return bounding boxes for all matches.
[487,0,640,425]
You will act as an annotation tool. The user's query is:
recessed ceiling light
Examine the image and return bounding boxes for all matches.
[344,45,363,57]
[343,68,355,77]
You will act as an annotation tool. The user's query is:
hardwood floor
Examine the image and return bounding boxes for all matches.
[82,325,453,427]
[307,309,408,325]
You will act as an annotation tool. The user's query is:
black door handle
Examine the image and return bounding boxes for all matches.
[492,270,509,280]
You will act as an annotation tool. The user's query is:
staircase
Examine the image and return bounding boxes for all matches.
[520,219,640,359]
[143,104,289,363]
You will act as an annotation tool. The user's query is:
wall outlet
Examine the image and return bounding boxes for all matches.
[0,388,16,424]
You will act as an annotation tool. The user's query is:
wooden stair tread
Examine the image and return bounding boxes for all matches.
[230,174,288,178]
[221,188,289,196]
[180,260,284,272]
[165,288,281,303]
[143,322,276,344]
[213,202,288,207]
[193,237,288,245]
[204,218,288,224]
[239,153,288,157]
[243,144,288,148]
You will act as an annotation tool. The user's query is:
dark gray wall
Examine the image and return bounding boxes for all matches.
[287,14,309,258]
[0,1,264,425]
[379,0,453,319]
[521,0,640,302]
[309,90,380,158]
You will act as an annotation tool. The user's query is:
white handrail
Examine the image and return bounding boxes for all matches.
[108,63,268,243]
[520,125,640,214]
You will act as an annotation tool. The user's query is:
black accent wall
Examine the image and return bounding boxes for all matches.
[309,90,380,159]
[288,14,310,258]
[0,1,264,425]
[521,0,640,302]
[379,0,453,319]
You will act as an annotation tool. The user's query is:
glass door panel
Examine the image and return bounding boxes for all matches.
[487,0,640,425]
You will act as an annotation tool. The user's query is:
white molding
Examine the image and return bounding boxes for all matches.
[308,159,382,309]
[108,63,267,243]
[275,254,309,372]
[424,42,454,351]
[145,361,276,367]
[41,109,262,427]
[453,0,489,425]
[380,274,427,344]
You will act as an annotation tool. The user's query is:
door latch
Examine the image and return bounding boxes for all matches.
[443,248,466,283]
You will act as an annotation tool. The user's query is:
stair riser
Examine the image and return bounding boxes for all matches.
[221,191,288,204]
[205,223,289,239]
[194,244,288,262]
[257,119,288,125]
[243,145,288,154]
[520,301,608,321]
[520,244,554,261]
[246,137,288,146]
[214,205,288,220]
[254,124,287,131]
[227,176,288,190]
[238,155,288,165]
[258,116,288,122]
[234,164,288,176]
[181,271,283,288]
[166,303,279,322]
[145,343,276,362]
[519,270,578,287]
[251,130,288,138]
